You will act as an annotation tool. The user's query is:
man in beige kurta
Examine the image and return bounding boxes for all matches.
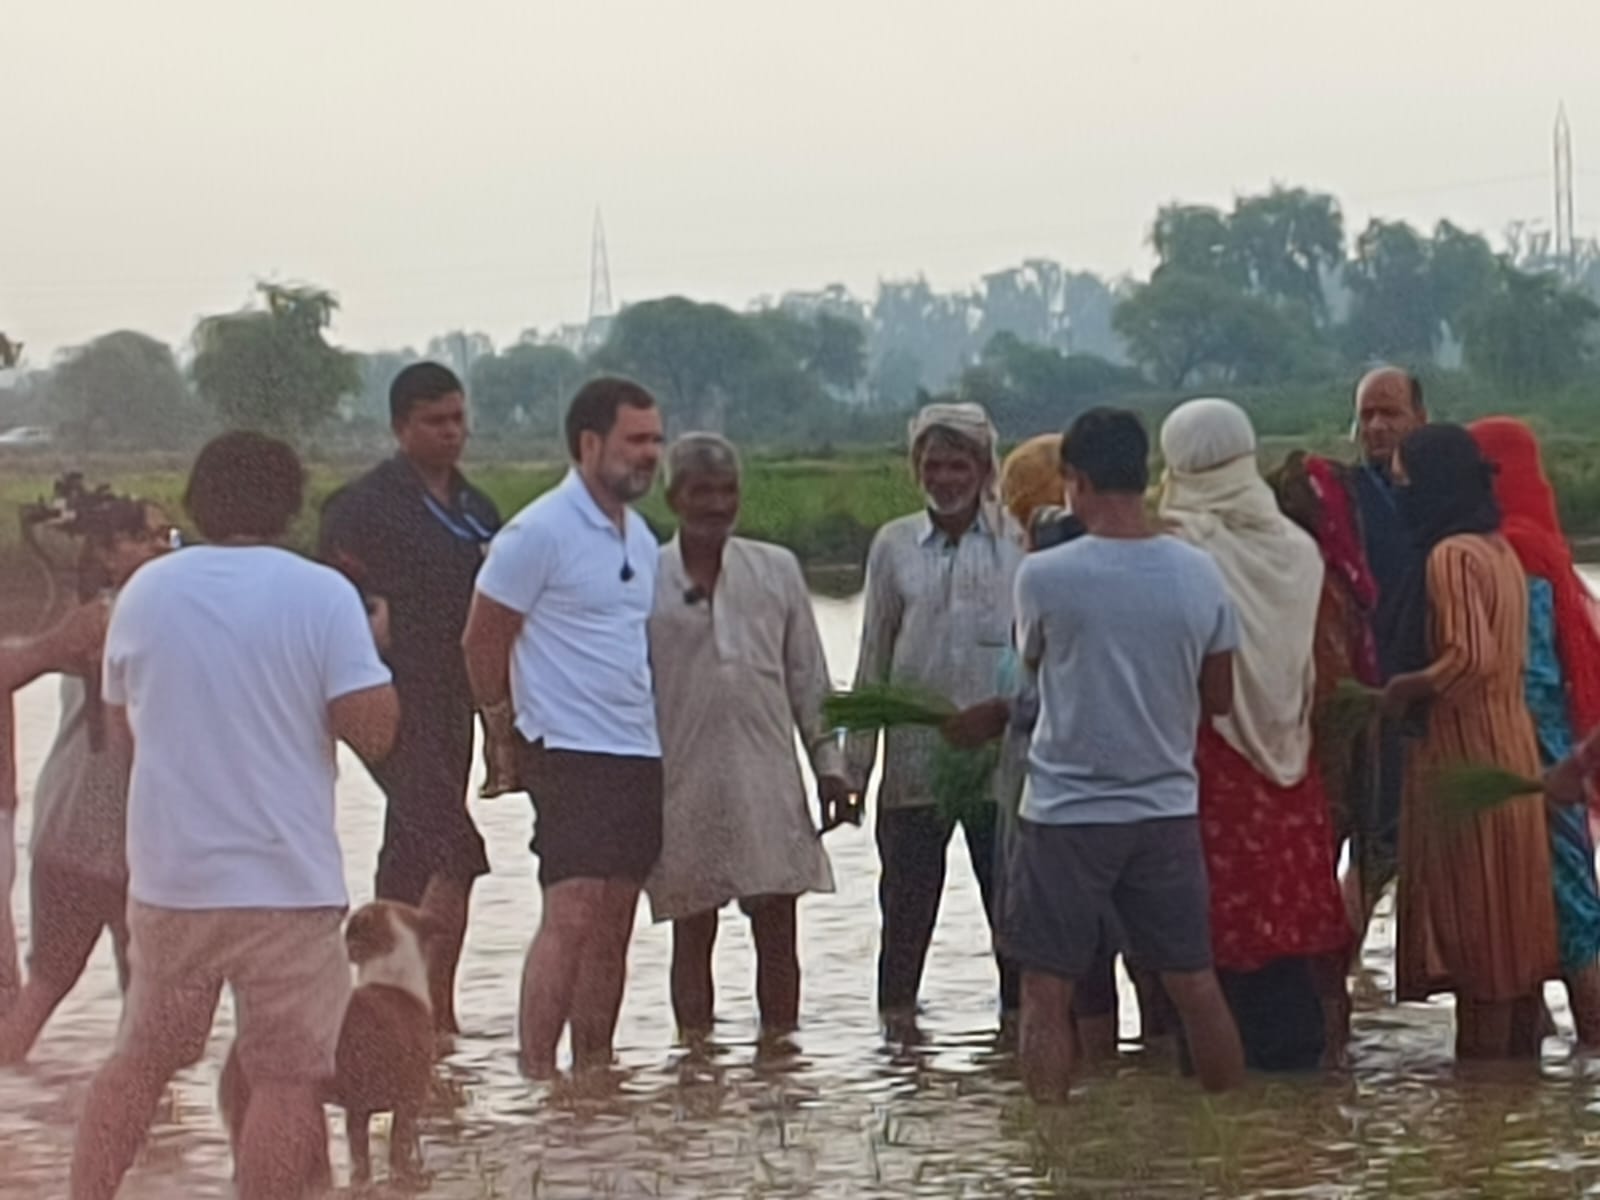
[646,434,850,1043]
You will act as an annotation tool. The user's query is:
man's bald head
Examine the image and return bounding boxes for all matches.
[1354,366,1426,466]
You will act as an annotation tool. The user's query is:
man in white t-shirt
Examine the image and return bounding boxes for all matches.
[464,377,664,1079]
[70,433,398,1200]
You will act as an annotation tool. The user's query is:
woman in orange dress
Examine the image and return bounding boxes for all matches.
[1380,424,1558,1059]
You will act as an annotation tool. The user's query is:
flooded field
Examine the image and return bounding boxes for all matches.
[6,593,1600,1198]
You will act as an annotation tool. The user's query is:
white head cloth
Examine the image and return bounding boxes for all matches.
[1159,398,1325,786]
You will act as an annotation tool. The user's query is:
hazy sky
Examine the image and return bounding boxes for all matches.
[4,0,1597,360]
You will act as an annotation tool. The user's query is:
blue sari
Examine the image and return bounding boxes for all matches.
[1526,577,1600,973]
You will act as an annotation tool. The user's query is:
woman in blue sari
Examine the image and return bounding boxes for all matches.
[1472,417,1600,1045]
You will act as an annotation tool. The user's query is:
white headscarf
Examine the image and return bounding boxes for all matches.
[908,402,1008,538]
[1159,398,1325,787]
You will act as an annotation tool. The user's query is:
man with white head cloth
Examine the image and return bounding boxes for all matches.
[847,400,1023,1041]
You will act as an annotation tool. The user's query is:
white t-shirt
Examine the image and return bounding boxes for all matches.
[475,469,661,758]
[103,545,391,909]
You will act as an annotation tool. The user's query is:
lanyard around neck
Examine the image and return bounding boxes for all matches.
[421,490,493,544]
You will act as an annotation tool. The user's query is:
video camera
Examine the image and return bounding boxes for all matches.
[20,473,176,602]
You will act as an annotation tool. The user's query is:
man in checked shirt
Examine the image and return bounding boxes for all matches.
[847,401,1024,1043]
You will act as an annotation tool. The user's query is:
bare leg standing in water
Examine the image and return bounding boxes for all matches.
[670,896,803,1044]
[465,378,667,1082]
[569,880,641,1069]
[518,881,604,1077]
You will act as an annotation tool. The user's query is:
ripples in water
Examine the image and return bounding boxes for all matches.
[5,593,1600,1196]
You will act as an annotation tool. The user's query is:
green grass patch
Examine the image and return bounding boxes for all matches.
[0,453,921,573]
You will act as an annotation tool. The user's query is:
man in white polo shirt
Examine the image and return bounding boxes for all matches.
[70,433,397,1200]
[464,376,664,1079]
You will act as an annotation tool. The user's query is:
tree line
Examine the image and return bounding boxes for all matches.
[2,182,1597,452]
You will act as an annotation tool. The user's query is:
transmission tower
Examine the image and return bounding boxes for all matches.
[1555,103,1576,279]
[588,207,615,326]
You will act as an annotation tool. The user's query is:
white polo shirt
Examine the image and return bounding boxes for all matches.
[476,469,661,758]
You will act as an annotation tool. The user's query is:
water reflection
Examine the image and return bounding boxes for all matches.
[2,592,1600,1196]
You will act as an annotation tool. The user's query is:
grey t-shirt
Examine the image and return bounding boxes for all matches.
[1016,534,1238,825]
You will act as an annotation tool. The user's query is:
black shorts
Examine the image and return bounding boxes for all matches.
[1000,816,1212,980]
[517,739,663,887]
[370,700,489,906]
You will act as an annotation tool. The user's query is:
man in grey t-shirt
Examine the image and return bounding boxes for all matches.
[999,407,1246,1104]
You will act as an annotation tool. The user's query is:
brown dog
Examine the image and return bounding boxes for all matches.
[219,900,442,1189]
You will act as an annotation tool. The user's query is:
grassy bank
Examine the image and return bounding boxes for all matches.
[0,452,922,592]
[6,428,1600,591]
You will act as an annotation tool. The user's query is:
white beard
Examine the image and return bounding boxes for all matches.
[923,489,978,518]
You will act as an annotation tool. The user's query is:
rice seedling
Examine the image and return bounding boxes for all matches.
[821,683,956,732]
[1432,763,1544,820]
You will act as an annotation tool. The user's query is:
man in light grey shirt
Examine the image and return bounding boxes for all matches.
[1019,534,1238,825]
[848,401,1023,1039]
[999,407,1245,1104]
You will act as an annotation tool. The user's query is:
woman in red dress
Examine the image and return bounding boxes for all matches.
[1160,399,1352,1071]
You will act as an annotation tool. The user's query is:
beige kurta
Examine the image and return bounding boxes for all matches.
[645,537,842,922]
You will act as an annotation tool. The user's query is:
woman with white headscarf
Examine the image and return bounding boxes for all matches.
[1159,398,1351,1072]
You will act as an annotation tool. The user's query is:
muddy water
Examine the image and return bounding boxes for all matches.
[6,592,1600,1198]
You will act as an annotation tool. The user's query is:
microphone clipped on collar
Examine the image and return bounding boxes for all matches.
[620,560,635,583]
[683,585,708,606]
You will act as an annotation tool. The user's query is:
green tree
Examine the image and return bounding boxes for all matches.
[1428,220,1500,341]
[1461,265,1599,394]
[1150,205,1246,287]
[1113,270,1309,387]
[751,309,867,398]
[811,313,868,395]
[592,297,830,440]
[425,331,495,382]
[958,333,1140,436]
[50,330,196,451]
[869,346,924,412]
[1228,186,1344,319]
[1343,220,1439,361]
[349,348,418,426]
[1059,270,1123,359]
[192,284,359,439]
[976,264,1059,349]
[869,277,976,392]
[469,342,584,434]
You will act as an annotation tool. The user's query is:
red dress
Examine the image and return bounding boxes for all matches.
[1195,726,1351,973]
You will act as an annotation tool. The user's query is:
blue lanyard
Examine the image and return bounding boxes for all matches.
[421,491,493,545]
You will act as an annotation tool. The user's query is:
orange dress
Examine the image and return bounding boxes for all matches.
[1396,534,1558,1003]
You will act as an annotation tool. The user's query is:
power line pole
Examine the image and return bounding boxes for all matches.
[586,207,615,352]
[1555,103,1576,280]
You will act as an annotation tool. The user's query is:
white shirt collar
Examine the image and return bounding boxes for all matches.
[917,508,991,546]
[559,467,624,533]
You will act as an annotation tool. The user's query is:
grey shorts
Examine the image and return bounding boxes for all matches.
[999,816,1212,980]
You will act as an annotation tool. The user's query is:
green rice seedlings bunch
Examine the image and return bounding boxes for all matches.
[821,682,956,733]
[1318,678,1380,744]
[1313,677,1381,776]
[932,740,1000,825]
[1433,762,1544,821]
